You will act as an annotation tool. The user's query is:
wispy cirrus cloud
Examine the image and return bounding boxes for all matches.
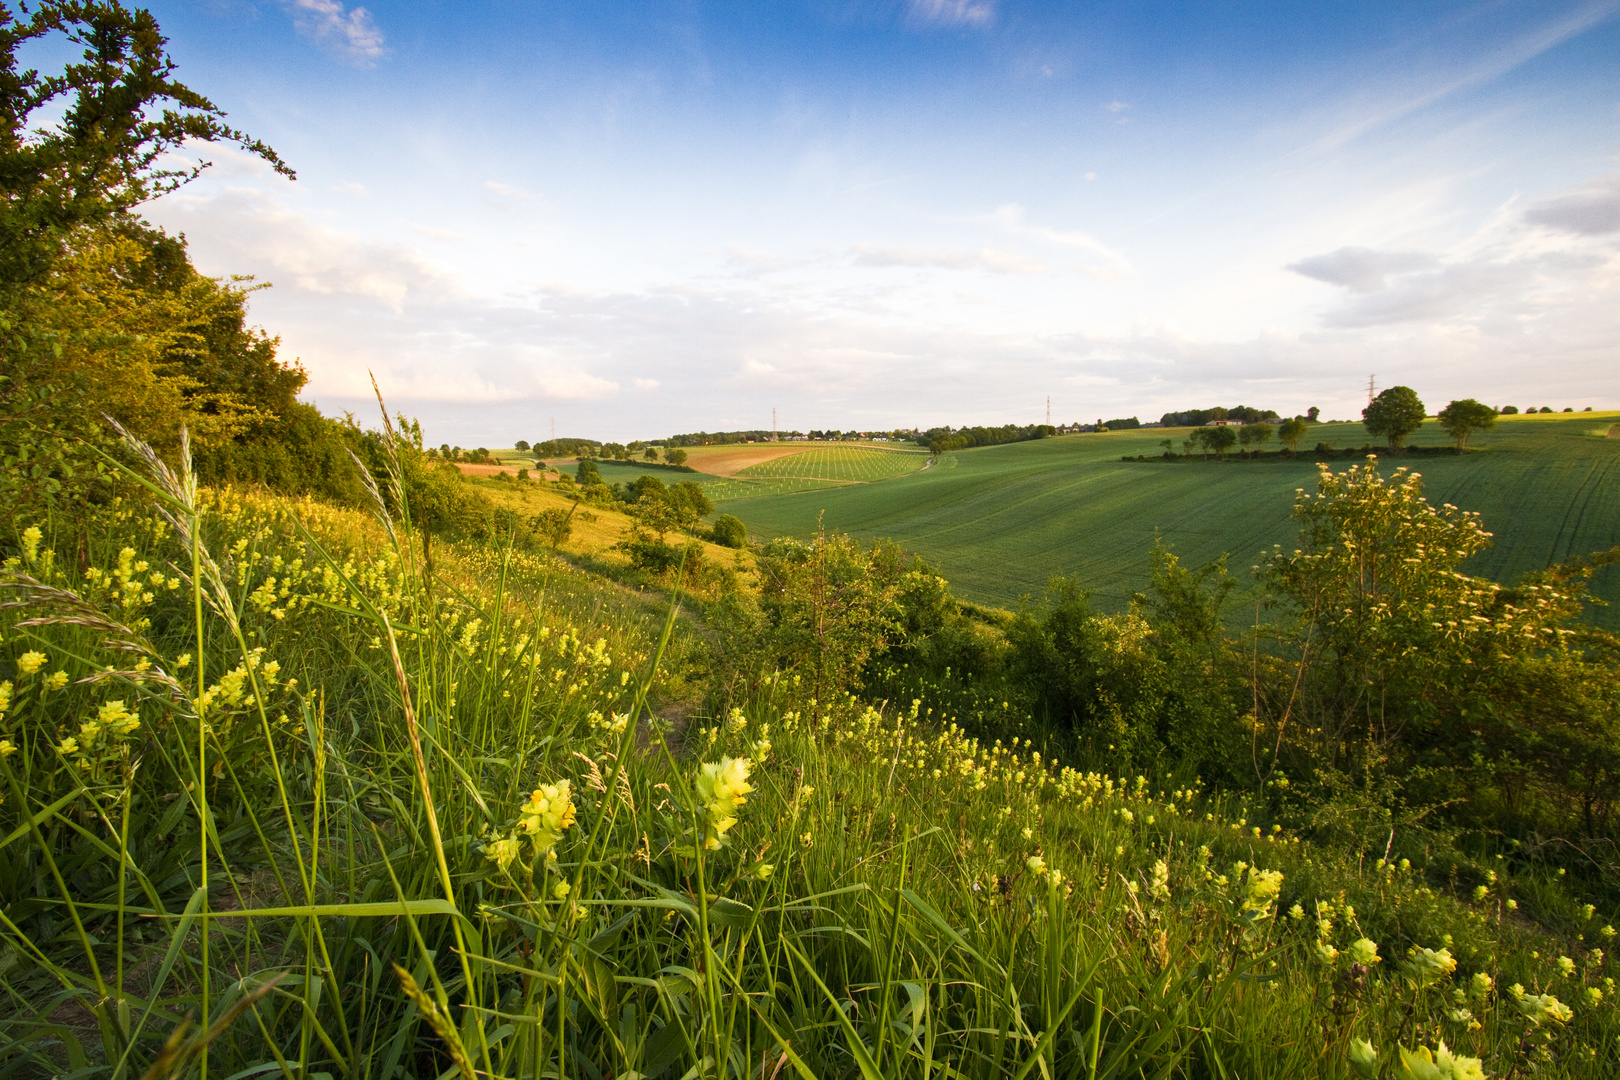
[282,0,387,65]
[906,0,997,30]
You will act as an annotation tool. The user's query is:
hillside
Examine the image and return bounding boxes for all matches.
[723,413,1620,625]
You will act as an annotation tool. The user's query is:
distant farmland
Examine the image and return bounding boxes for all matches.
[702,443,929,500]
[722,414,1620,625]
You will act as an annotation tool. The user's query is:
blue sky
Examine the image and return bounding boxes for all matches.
[130,0,1620,443]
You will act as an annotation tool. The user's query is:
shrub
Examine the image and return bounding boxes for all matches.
[710,513,747,548]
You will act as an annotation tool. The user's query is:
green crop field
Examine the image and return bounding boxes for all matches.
[725,413,1620,625]
[704,444,929,500]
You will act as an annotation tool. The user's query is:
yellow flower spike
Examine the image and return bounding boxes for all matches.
[1516,991,1573,1025]
[695,756,753,849]
[485,834,521,872]
[20,526,42,565]
[1396,1041,1484,1080]
[1404,947,1457,987]
[17,652,45,676]
[518,780,577,856]
[44,671,67,691]
[1348,939,1381,966]
[0,739,16,756]
[58,736,79,755]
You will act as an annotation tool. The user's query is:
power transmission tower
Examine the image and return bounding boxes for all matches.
[1367,375,1376,405]
[772,407,777,441]
[1046,396,1051,426]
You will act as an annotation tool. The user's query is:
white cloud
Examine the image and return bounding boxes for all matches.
[1288,247,1440,293]
[282,0,386,65]
[990,204,1133,277]
[906,0,996,29]
[1524,174,1620,236]
[634,378,661,391]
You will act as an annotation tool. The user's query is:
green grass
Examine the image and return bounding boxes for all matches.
[3,427,1617,1078]
[707,445,930,502]
[727,415,1620,625]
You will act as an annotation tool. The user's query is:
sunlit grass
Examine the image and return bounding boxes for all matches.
[0,425,1616,1078]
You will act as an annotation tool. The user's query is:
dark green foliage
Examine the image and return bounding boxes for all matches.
[1159,405,1280,427]
[709,513,747,548]
[917,422,1053,454]
[1192,424,1238,456]
[0,1,290,286]
[1101,416,1141,430]
[1362,385,1427,448]
[1277,417,1308,451]
[1438,398,1497,448]
[1004,546,1244,773]
[576,458,601,485]
[529,437,601,457]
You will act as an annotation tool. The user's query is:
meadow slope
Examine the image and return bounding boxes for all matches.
[724,414,1620,624]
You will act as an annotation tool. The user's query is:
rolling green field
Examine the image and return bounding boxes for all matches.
[725,414,1620,625]
[703,444,929,500]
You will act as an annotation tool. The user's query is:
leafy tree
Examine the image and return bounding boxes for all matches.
[1361,385,1425,448]
[1499,405,1519,415]
[644,446,659,461]
[514,439,529,451]
[1436,398,1496,449]
[1258,459,1620,842]
[710,513,747,548]
[1306,406,1320,422]
[1239,421,1273,456]
[665,448,688,466]
[1193,425,1236,458]
[576,459,601,485]
[0,1,291,286]
[1277,417,1308,452]
[752,527,907,714]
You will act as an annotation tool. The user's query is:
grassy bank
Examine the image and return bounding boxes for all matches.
[1,432,1616,1078]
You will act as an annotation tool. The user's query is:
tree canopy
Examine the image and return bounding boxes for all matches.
[1437,398,1497,449]
[1361,385,1426,448]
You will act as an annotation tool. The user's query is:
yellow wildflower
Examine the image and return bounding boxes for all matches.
[0,739,16,756]
[1348,939,1381,966]
[1405,947,1457,986]
[695,756,753,849]
[1516,991,1572,1026]
[518,780,577,856]
[17,652,46,676]
[59,736,79,755]
[1150,859,1170,901]
[485,834,520,872]
[552,881,571,900]
[97,700,140,738]
[44,671,68,691]
[1395,1040,1484,1080]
